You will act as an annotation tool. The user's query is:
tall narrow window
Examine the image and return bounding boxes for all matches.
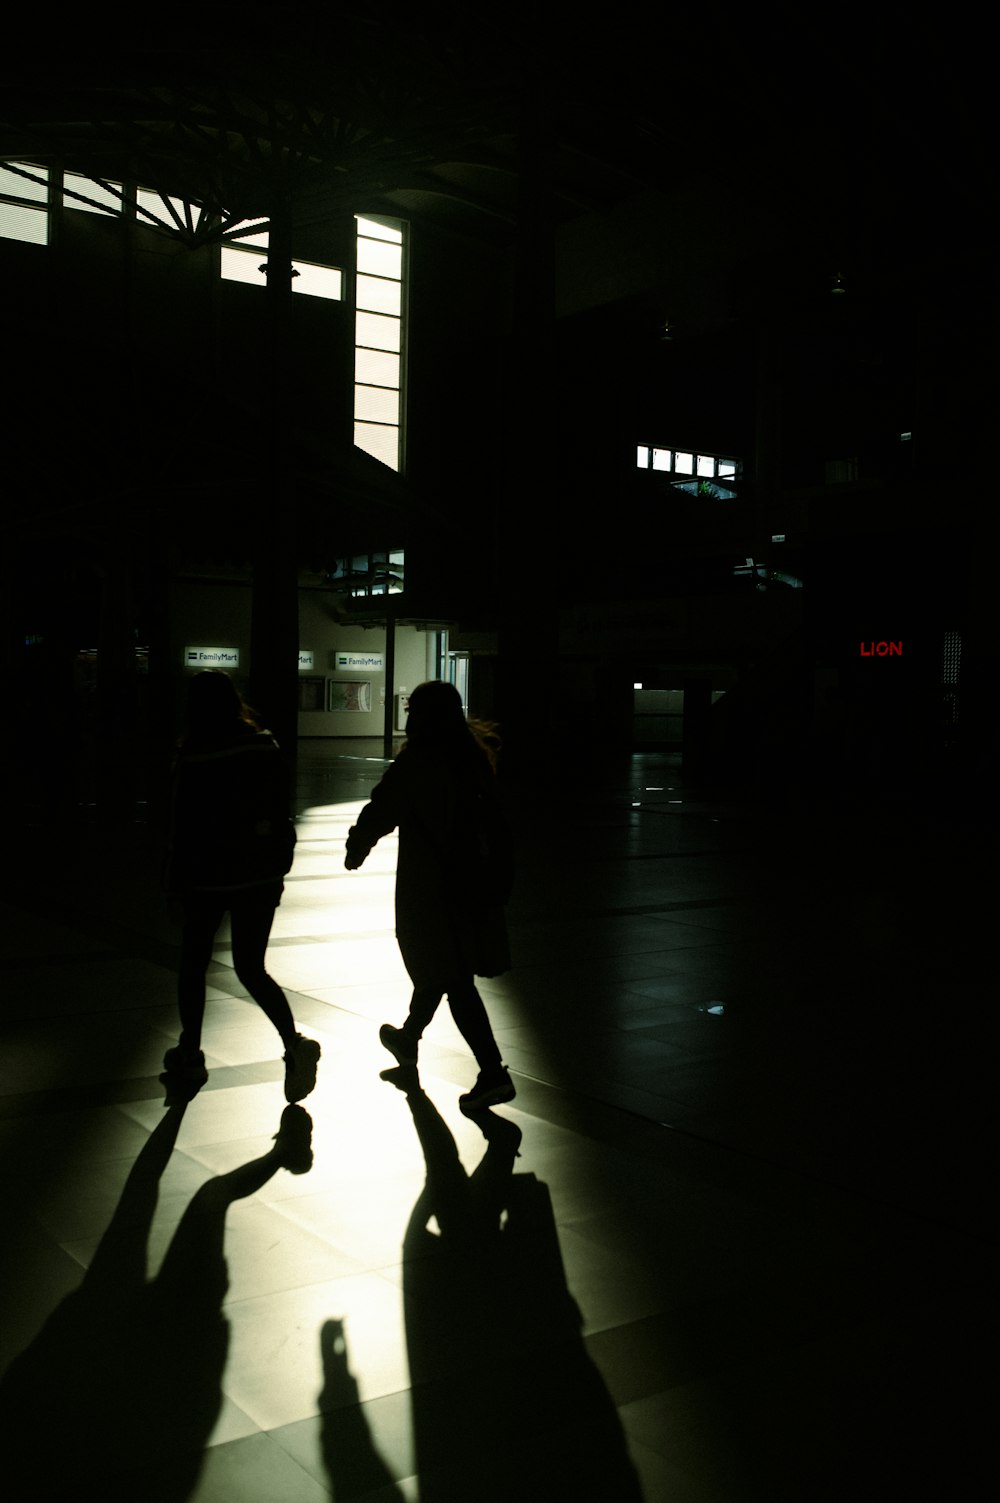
[354,215,404,471]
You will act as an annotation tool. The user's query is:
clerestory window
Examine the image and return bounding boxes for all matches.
[637,443,742,498]
[6,163,407,474]
[0,161,49,244]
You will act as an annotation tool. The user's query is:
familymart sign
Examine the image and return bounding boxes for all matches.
[185,647,240,668]
[185,648,317,669]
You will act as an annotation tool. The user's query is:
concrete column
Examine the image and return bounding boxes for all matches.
[495,78,558,774]
[250,192,299,772]
[682,679,713,777]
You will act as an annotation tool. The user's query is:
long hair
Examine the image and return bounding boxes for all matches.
[403,680,500,772]
[181,671,261,747]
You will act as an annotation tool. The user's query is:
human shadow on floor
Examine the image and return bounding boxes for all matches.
[318,1317,409,1501]
[326,1068,644,1503]
[0,1099,312,1502]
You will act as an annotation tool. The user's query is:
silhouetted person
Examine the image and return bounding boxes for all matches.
[163,670,320,1101]
[344,680,514,1112]
[0,1098,312,1501]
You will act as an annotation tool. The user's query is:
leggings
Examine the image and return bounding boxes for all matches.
[178,884,296,1050]
[404,979,503,1072]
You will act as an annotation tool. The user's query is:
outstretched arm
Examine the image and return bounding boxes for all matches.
[344,765,403,869]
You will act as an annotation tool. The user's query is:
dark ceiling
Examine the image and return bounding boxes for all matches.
[1,2,989,277]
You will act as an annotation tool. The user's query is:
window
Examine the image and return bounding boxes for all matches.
[326,550,405,597]
[63,172,124,216]
[220,213,409,469]
[354,215,405,472]
[289,259,344,300]
[0,161,49,245]
[637,442,743,497]
[136,187,210,236]
[6,167,405,474]
[220,220,343,300]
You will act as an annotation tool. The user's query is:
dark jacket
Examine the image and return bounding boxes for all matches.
[164,727,296,895]
[346,741,512,986]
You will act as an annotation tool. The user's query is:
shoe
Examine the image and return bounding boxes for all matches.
[478,1114,522,1156]
[283,1034,321,1103]
[459,1067,516,1114]
[273,1104,314,1174]
[380,1064,420,1094]
[379,1023,417,1065]
[162,1044,208,1088]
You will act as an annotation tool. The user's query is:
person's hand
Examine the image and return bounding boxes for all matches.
[344,848,362,871]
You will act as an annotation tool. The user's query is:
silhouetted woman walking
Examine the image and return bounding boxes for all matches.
[345,680,515,1112]
[163,670,320,1100]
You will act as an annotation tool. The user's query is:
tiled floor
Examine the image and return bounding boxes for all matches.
[0,745,991,1500]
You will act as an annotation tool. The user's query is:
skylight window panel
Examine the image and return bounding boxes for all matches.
[0,162,47,201]
[220,247,265,284]
[674,451,694,473]
[356,348,400,388]
[0,162,48,243]
[697,454,715,476]
[355,421,399,469]
[136,188,205,232]
[356,274,401,315]
[652,449,671,471]
[356,311,400,353]
[63,174,124,215]
[292,261,343,300]
[357,238,402,280]
[135,187,169,222]
[356,216,403,243]
[1,202,47,243]
[226,223,269,249]
[637,445,650,468]
[354,384,399,423]
[0,201,47,244]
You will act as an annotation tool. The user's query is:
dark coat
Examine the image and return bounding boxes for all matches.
[346,742,511,987]
[164,727,296,895]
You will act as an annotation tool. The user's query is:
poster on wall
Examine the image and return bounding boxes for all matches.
[328,680,372,713]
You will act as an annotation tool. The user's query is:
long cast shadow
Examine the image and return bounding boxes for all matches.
[0,1096,312,1502]
[318,1316,408,1501]
[380,1068,644,1502]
